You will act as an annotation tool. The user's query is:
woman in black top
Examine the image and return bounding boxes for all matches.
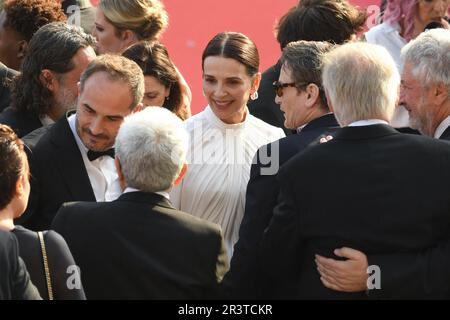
[0,124,85,300]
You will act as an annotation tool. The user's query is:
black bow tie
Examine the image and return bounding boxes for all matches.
[87,148,115,161]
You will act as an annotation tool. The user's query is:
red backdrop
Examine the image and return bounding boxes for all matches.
[90,0,381,114]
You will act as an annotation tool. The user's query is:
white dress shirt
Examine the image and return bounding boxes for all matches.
[123,187,170,200]
[434,115,450,139]
[348,119,389,127]
[68,114,122,202]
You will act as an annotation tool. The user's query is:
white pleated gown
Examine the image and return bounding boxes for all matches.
[171,106,285,258]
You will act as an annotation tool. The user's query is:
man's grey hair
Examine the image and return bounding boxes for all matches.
[322,42,400,126]
[281,40,334,109]
[401,28,450,95]
[115,107,188,193]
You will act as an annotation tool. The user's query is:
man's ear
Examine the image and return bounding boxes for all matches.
[114,156,126,191]
[305,83,320,108]
[325,91,334,113]
[433,82,449,106]
[39,69,57,91]
[17,40,27,61]
[174,163,187,186]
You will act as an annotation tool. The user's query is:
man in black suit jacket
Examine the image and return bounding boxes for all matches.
[226,41,338,298]
[314,28,450,298]
[248,0,366,136]
[0,22,95,137]
[19,55,144,230]
[261,42,450,299]
[52,107,228,299]
[0,230,41,300]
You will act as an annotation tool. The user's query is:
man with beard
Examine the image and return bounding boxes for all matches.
[399,28,450,140]
[18,54,144,230]
[0,22,96,137]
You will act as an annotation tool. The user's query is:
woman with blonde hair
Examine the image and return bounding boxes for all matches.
[92,0,168,54]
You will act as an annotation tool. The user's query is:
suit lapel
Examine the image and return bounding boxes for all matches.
[49,116,96,201]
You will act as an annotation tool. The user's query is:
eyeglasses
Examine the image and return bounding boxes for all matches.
[273,81,296,97]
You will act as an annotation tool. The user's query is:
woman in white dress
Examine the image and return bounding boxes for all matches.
[171,32,285,257]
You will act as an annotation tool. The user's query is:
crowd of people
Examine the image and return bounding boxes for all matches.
[1,0,450,300]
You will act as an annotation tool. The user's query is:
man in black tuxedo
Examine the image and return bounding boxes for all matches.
[248,0,366,136]
[19,54,144,231]
[261,42,450,299]
[315,28,450,298]
[0,22,95,137]
[0,230,41,300]
[226,41,338,298]
[52,107,228,299]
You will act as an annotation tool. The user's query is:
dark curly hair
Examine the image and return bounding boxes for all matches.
[3,0,67,42]
[0,124,26,211]
[122,41,186,120]
[10,22,95,117]
[276,0,367,49]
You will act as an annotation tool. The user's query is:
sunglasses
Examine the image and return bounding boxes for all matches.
[273,81,296,97]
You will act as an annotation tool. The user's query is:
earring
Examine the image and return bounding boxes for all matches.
[250,91,259,101]
[165,96,170,101]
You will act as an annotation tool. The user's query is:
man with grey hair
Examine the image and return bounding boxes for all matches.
[315,28,450,299]
[400,28,450,140]
[20,54,144,231]
[226,40,339,299]
[52,107,228,299]
[261,42,450,299]
[0,22,96,137]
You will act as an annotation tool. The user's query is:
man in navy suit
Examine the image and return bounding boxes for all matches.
[52,107,228,299]
[225,40,339,298]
